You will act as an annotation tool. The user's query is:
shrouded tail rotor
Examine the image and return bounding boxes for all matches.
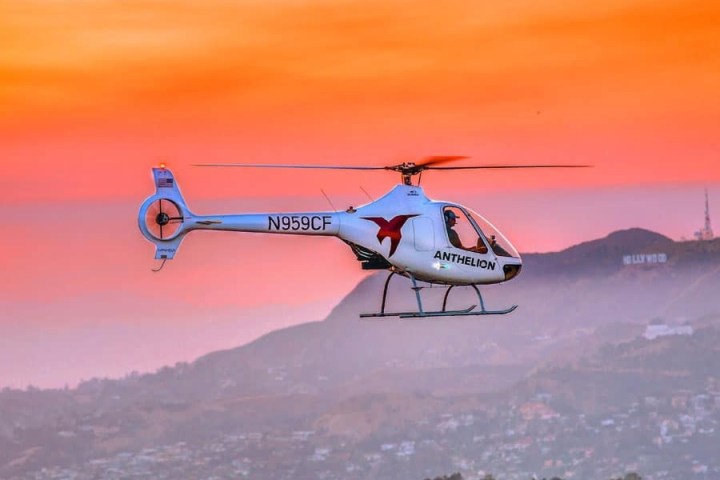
[145,198,184,240]
[138,167,193,261]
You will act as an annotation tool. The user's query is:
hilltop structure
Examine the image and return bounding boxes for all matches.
[694,189,714,241]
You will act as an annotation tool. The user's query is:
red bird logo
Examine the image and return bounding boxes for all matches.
[362,214,418,257]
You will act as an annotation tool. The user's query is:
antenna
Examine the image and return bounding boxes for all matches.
[152,258,167,272]
[705,189,711,229]
[359,186,374,202]
[321,189,338,212]
[695,188,714,240]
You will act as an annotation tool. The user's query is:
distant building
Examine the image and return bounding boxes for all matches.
[694,189,714,240]
[292,430,315,441]
[643,323,694,340]
[519,402,559,421]
[396,441,415,457]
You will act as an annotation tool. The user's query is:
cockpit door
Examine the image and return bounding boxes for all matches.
[412,217,435,251]
[442,206,489,253]
[444,205,521,259]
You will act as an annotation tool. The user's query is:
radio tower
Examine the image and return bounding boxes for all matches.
[694,189,714,241]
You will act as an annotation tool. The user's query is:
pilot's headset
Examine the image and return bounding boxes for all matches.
[444,210,458,223]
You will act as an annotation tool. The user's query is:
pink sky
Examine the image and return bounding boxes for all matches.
[1,0,719,388]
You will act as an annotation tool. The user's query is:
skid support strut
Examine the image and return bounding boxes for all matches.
[359,271,517,318]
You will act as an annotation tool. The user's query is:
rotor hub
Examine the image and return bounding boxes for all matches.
[156,212,171,226]
[144,198,184,240]
[387,162,427,185]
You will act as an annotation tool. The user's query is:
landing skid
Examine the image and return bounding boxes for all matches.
[359,271,518,318]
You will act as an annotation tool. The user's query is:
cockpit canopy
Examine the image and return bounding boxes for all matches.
[442,205,520,259]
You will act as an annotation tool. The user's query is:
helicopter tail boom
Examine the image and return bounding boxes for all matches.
[138,167,344,264]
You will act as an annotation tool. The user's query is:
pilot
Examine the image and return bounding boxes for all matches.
[445,210,463,248]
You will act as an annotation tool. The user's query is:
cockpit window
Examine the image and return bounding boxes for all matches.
[443,205,520,258]
[465,208,520,258]
[443,206,488,253]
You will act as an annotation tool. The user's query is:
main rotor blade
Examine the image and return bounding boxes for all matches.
[416,155,469,167]
[193,163,388,170]
[425,164,591,170]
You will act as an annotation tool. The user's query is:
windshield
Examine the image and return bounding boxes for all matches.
[444,205,519,258]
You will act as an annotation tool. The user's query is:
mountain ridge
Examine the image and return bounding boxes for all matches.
[115,228,720,400]
[2,229,720,479]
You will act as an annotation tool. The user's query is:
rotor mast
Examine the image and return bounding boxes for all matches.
[387,162,424,186]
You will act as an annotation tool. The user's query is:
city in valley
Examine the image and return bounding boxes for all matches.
[2,229,720,480]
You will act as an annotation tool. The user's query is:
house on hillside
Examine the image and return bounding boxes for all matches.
[519,402,559,421]
[643,323,693,340]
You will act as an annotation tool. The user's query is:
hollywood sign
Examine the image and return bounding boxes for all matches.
[622,253,668,266]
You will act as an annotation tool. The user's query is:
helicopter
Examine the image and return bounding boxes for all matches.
[138,157,586,318]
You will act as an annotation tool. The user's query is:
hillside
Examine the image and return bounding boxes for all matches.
[2,230,720,479]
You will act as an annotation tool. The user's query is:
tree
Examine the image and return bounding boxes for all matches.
[610,474,642,480]
[424,474,465,480]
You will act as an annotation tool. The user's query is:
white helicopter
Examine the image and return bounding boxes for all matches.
[138,157,585,318]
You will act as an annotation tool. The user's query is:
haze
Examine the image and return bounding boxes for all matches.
[1,0,719,389]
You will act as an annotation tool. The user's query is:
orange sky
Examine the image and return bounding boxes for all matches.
[2,0,719,202]
[1,0,719,387]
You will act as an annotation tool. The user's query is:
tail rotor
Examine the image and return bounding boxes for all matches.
[145,198,184,240]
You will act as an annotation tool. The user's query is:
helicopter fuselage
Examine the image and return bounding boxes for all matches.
[138,168,522,286]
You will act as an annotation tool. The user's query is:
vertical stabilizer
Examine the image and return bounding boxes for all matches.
[138,168,194,259]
